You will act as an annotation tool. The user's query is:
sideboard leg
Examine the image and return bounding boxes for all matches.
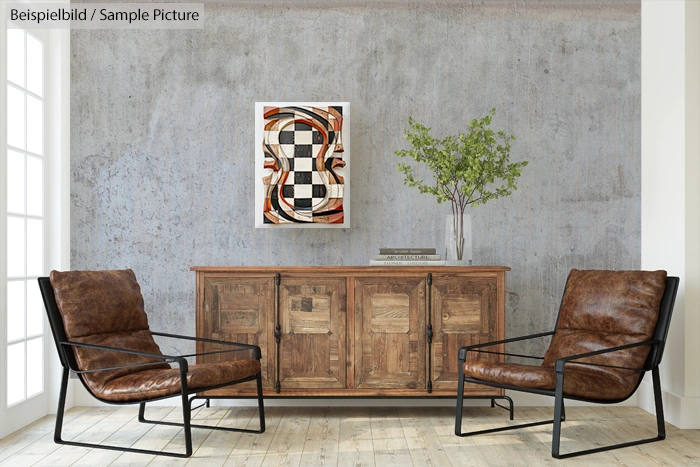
[463,395,515,420]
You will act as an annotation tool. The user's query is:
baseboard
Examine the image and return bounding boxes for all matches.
[638,380,700,428]
[507,391,638,407]
[72,383,636,408]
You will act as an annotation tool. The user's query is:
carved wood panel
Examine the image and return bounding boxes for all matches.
[354,276,426,389]
[200,276,276,389]
[279,277,347,389]
[431,275,500,391]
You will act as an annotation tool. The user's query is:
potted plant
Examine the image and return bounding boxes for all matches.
[395,109,528,263]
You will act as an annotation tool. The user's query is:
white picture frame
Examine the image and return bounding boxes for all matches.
[255,102,350,228]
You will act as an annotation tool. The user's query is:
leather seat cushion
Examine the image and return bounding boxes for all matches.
[541,329,654,371]
[464,361,640,401]
[93,359,262,402]
[71,330,172,395]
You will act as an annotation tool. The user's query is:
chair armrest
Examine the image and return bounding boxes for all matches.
[151,331,262,360]
[59,341,188,374]
[553,339,661,374]
[463,349,546,361]
[458,331,555,361]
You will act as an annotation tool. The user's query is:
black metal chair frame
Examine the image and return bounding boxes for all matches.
[455,276,679,459]
[39,277,265,459]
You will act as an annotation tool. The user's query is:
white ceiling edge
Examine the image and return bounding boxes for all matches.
[67,0,639,8]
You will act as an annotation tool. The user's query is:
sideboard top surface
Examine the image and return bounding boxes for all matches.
[191,265,511,274]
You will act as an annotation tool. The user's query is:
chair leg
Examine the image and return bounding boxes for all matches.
[454,365,466,435]
[552,372,565,458]
[140,402,266,434]
[653,366,666,440]
[54,367,70,444]
[138,402,146,422]
[491,395,514,420]
[54,369,191,457]
[561,399,566,421]
[455,374,565,437]
[181,388,193,457]
[551,366,666,459]
[188,396,213,411]
[506,396,514,420]
[455,373,551,437]
[256,371,266,433]
[140,375,266,435]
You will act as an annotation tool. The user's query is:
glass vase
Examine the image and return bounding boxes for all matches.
[445,213,472,266]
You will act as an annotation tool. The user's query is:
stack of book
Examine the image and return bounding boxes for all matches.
[369,248,445,266]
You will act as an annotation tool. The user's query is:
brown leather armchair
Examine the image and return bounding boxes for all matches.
[39,269,265,458]
[455,269,679,459]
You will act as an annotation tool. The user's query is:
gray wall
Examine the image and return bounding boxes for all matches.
[71,1,641,357]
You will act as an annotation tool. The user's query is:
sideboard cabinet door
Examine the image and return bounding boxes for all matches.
[354,276,427,390]
[198,276,276,390]
[430,274,502,392]
[278,277,347,389]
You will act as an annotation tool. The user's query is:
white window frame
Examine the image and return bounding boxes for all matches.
[0,0,70,438]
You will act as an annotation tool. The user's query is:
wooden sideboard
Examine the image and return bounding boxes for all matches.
[192,266,508,397]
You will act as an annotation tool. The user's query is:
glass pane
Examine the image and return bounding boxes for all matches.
[7,150,25,214]
[26,219,43,277]
[7,280,25,342]
[7,343,26,406]
[26,95,42,156]
[7,217,25,277]
[26,338,43,397]
[26,34,43,97]
[26,280,43,337]
[7,85,25,150]
[7,29,25,87]
[26,156,43,217]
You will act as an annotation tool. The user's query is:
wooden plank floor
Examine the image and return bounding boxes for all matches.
[1,405,699,466]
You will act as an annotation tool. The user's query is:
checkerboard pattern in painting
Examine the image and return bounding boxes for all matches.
[262,105,346,224]
[278,123,328,211]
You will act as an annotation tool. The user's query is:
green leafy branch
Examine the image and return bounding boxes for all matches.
[395,109,528,259]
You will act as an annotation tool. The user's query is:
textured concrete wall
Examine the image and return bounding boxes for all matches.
[71,2,641,357]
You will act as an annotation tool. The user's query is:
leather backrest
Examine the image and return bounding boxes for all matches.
[49,269,170,398]
[543,269,667,373]
[50,269,151,339]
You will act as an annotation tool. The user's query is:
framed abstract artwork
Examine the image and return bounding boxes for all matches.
[255,102,350,228]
